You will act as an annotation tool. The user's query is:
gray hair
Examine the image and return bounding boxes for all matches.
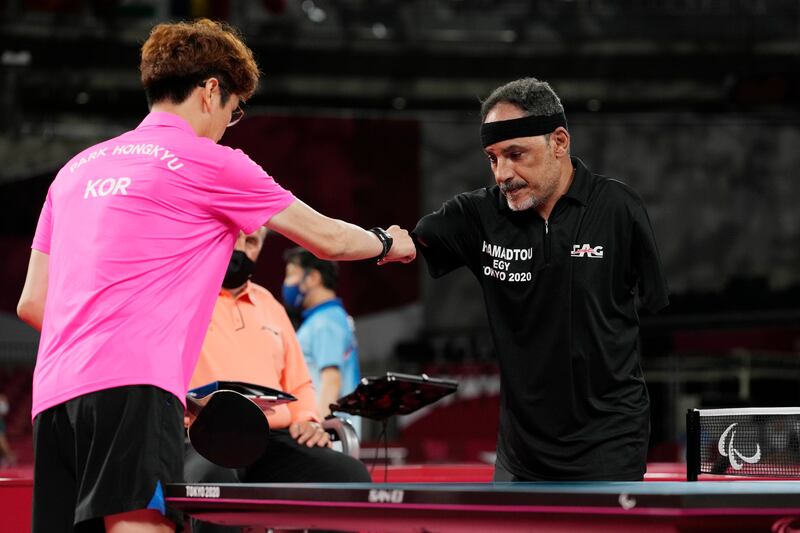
[480,78,564,122]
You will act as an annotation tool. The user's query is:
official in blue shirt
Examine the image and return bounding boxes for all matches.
[283,248,362,437]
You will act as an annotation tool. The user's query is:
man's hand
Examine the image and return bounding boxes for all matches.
[379,225,417,265]
[289,420,332,448]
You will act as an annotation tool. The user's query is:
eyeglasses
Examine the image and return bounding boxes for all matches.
[228,105,244,127]
[198,79,245,128]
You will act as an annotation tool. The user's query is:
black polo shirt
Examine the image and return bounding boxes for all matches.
[413,157,669,480]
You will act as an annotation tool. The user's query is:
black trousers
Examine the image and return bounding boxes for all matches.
[184,428,371,533]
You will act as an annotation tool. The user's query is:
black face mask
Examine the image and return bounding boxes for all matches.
[222,250,256,289]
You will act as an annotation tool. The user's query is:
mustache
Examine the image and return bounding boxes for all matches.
[499,180,526,195]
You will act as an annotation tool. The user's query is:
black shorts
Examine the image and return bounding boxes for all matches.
[33,385,185,533]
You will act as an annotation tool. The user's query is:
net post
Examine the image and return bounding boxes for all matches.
[686,409,700,481]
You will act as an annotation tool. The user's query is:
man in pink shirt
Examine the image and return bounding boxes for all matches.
[16,19,414,533]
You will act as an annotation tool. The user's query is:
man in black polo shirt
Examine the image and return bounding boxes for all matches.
[413,78,669,481]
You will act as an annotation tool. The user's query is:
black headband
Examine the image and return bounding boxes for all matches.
[481,112,568,148]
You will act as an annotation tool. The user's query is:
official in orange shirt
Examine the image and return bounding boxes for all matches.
[185,227,371,533]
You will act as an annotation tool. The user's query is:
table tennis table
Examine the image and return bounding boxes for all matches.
[166,480,800,532]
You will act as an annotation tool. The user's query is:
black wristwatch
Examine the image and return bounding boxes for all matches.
[368,227,393,263]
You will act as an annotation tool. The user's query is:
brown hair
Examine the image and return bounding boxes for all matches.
[140,18,259,106]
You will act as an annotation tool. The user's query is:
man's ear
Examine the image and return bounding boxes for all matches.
[198,83,212,113]
[551,126,570,158]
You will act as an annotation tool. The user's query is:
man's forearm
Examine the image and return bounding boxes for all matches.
[266,199,416,263]
[322,219,385,261]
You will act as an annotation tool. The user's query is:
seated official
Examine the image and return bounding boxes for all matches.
[185,228,371,533]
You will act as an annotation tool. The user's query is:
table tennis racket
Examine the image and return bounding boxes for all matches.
[186,389,270,469]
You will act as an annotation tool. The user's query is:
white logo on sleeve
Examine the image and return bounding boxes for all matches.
[571,244,604,258]
[718,423,762,470]
[84,177,131,199]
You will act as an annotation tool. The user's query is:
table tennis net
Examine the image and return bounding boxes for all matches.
[686,407,800,481]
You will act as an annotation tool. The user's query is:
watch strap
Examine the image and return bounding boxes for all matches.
[368,227,393,263]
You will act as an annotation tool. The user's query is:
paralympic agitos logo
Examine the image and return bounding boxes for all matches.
[718,423,762,470]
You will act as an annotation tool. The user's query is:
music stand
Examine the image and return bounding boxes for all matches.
[330,372,458,421]
[329,372,458,478]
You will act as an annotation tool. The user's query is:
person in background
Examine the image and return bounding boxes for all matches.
[0,394,16,467]
[283,247,362,436]
[185,227,371,533]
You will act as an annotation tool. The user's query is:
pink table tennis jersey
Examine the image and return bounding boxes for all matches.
[30,111,296,418]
